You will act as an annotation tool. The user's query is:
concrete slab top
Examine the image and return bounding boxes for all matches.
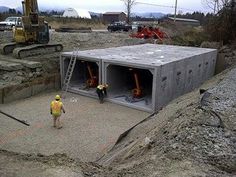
[61,44,217,67]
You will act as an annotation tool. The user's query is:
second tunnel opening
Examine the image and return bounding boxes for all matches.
[106,64,153,111]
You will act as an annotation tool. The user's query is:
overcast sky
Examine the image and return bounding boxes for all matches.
[0,0,212,14]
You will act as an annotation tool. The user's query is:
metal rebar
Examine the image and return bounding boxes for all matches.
[0,110,30,126]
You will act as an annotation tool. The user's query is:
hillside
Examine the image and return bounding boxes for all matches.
[0,6,9,13]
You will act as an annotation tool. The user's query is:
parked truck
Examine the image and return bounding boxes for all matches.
[107,21,132,32]
[0,16,22,31]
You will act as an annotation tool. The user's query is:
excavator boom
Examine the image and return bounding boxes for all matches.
[23,0,39,16]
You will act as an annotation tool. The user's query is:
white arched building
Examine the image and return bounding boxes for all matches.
[63,8,91,19]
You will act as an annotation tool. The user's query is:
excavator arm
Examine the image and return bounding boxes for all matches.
[18,0,47,43]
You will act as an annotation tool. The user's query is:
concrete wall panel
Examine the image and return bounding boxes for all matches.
[194,55,204,88]
[202,52,217,81]
[173,59,187,99]
[184,57,196,93]
[157,62,175,108]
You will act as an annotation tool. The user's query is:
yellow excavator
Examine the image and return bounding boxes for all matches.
[0,0,63,59]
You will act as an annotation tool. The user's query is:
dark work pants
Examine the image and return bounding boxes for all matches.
[96,88,104,103]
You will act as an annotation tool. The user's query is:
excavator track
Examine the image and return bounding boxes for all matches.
[13,44,63,59]
[0,42,18,55]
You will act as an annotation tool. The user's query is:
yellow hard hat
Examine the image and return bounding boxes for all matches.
[55,95,61,100]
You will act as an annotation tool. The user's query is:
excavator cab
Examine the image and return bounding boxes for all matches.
[37,22,49,44]
[29,13,39,26]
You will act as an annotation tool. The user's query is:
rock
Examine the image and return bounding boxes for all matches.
[2,75,9,80]
[0,61,23,71]
[28,73,33,78]
[233,51,236,56]
[204,116,221,128]
[13,76,24,84]
[224,131,232,138]
[36,68,42,72]
[171,143,179,149]
[17,71,23,76]
[144,137,153,147]
[35,72,42,76]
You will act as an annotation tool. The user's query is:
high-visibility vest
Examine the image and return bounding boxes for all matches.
[51,100,63,116]
[97,85,104,90]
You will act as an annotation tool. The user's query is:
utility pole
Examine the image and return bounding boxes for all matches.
[174,0,177,22]
[214,0,216,14]
[214,0,219,14]
[217,0,219,13]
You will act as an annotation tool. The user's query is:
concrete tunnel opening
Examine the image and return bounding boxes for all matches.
[63,58,99,95]
[105,64,153,110]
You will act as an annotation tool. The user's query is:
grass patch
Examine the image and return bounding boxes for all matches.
[171,28,210,47]
[45,17,106,30]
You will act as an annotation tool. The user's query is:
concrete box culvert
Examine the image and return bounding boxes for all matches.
[60,44,217,112]
[60,53,101,98]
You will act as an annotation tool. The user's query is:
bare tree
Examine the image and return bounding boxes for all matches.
[121,0,136,24]
[205,0,236,43]
[202,0,231,13]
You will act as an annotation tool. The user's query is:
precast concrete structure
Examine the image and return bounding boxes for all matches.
[60,44,217,112]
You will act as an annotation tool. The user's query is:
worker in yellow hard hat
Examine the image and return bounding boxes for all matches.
[50,95,65,129]
[96,84,108,103]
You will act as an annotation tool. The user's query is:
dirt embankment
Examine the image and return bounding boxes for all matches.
[50,31,145,51]
[97,67,236,177]
[0,149,105,177]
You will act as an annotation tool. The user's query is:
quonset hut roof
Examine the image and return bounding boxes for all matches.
[63,8,91,19]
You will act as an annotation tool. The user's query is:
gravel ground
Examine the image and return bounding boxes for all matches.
[0,92,148,162]
[0,151,84,177]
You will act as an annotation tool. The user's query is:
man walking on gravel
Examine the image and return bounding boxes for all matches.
[50,95,65,129]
